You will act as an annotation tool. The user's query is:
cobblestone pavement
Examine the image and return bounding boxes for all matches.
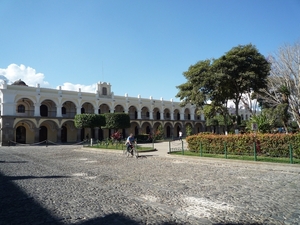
[0,145,300,225]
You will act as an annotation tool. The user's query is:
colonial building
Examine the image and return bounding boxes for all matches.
[0,80,206,146]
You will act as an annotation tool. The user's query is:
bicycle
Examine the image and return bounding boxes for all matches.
[124,143,139,158]
[123,141,131,155]
[123,145,129,155]
[131,145,139,158]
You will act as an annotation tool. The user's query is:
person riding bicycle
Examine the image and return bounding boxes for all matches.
[125,133,135,155]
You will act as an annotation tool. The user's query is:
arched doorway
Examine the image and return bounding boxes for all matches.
[16,126,26,144]
[135,111,138,119]
[146,126,150,134]
[166,126,171,138]
[40,105,48,117]
[98,128,103,140]
[176,125,181,138]
[61,126,67,142]
[156,111,160,120]
[39,126,47,142]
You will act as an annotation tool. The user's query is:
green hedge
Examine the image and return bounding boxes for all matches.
[136,134,152,143]
[186,133,300,158]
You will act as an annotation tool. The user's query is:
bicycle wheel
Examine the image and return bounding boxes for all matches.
[124,144,131,156]
[124,149,130,157]
[132,148,139,159]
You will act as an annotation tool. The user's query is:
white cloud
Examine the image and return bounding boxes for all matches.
[0,64,50,87]
[58,82,97,93]
[0,64,96,93]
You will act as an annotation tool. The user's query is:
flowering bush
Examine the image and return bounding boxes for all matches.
[111,131,122,141]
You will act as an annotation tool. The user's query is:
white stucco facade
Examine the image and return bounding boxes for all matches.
[0,80,206,146]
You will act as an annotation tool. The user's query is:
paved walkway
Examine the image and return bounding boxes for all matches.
[0,144,300,225]
[137,140,187,156]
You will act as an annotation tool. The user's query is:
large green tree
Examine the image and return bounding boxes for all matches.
[176,44,270,125]
[213,44,271,118]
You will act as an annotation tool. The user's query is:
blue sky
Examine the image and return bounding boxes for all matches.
[1,0,299,101]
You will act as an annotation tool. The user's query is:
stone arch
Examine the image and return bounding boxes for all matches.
[184,108,191,120]
[114,104,125,113]
[40,97,58,106]
[99,103,110,114]
[40,99,57,117]
[14,120,36,144]
[81,102,94,114]
[15,96,36,104]
[153,121,163,137]
[60,119,77,143]
[164,122,173,138]
[141,106,150,120]
[127,121,139,137]
[140,121,152,134]
[153,107,160,120]
[164,108,171,120]
[16,97,34,116]
[39,120,59,142]
[16,126,26,144]
[193,108,201,121]
[174,109,180,120]
[62,101,77,118]
[129,105,138,120]
[14,119,36,130]
[174,122,182,138]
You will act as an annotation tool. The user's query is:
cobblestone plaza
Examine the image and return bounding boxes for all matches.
[1,145,300,224]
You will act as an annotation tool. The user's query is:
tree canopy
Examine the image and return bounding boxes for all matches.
[176,59,215,107]
[74,114,106,129]
[176,44,271,120]
[103,113,131,130]
[213,44,270,116]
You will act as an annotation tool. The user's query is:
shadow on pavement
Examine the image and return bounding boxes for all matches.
[0,171,183,225]
[213,223,262,225]
[4,175,73,181]
[0,160,28,163]
[0,171,63,225]
[0,171,141,225]
[79,213,141,225]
